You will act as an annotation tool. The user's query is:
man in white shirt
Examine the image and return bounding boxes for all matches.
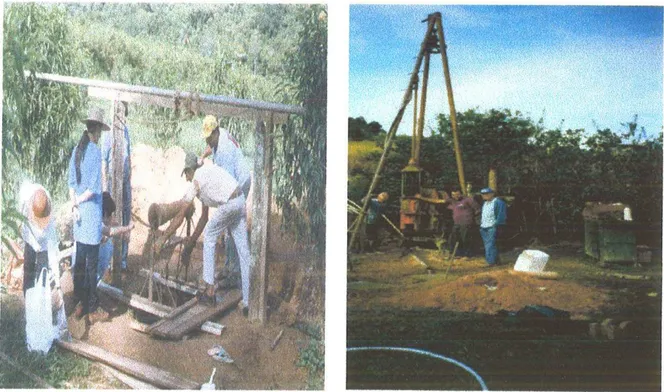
[158,153,251,311]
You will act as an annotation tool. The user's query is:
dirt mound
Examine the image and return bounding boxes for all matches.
[389,270,610,316]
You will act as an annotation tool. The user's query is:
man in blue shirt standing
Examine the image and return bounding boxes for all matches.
[101,101,132,272]
[479,188,507,266]
[199,115,251,289]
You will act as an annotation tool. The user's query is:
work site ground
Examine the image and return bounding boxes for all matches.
[0,144,322,390]
[347,242,661,391]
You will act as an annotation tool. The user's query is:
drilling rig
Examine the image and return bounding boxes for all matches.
[349,12,467,252]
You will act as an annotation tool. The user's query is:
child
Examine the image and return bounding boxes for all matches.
[98,192,134,284]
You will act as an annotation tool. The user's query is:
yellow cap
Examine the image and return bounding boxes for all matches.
[202,115,218,138]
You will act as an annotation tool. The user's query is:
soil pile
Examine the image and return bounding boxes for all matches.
[389,270,611,316]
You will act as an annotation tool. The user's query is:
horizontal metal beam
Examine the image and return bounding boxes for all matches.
[27,71,304,123]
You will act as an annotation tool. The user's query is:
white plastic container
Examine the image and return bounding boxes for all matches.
[514,250,550,273]
[623,207,632,221]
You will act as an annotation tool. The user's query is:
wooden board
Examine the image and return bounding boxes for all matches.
[56,339,200,390]
[97,282,172,318]
[97,363,157,390]
[149,290,241,340]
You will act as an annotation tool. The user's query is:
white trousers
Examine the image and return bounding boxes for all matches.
[203,195,251,306]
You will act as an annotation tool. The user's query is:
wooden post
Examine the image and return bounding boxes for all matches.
[110,100,125,287]
[434,14,467,195]
[349,17,436,253]
[249,115,272,323]
[488,167,498,193]
[411,80,418,160]
[413,52,430,167]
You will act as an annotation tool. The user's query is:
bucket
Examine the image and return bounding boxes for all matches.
[514,250,550,273]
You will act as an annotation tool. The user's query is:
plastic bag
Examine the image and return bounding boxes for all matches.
[25,268,54,354]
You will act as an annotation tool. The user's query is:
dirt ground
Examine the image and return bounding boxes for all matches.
[5,144,321,389]
[347,243,662,391]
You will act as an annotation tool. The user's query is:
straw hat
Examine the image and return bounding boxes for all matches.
[202,115,218,138]
[81,107,110,131]
[31,188,52,230]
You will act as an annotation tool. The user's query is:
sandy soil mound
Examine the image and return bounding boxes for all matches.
[386,269,611,316]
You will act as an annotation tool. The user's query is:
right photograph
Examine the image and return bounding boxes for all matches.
[347,5,662,391]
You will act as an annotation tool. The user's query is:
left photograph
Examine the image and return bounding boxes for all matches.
[1,3,326,390]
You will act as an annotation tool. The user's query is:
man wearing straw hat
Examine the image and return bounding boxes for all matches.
[199,115,251,289]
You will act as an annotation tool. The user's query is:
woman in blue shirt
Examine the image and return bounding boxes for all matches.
[68,107,110,327]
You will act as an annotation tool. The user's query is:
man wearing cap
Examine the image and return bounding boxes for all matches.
[160,152,251,309]
[19,181,60,296]
[68,107,110,325]
[199,115,251,288]
[479,188,507,266]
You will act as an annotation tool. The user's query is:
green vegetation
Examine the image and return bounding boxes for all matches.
[296,337,325,390]
[0,294,123,388]
[348,110,663,246]
[2,4,326,389]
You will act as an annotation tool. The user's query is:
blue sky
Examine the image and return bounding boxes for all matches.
[349,5,663,137]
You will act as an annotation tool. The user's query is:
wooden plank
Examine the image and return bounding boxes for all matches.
[200,323,224,336]
[150,290,241,340]
[139,269,199,296]
[249,116,271,323]
[147,297,199,333]
[129,320,152,334]
[110,100,125,287]
[97,282,171,318]
[97,363,158,390]
[56,339,199,390]
[0,351,54,389]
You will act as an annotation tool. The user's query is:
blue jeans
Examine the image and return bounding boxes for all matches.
[73,242,100,314]
[480,226,498,265]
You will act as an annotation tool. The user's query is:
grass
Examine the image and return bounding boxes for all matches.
[0,292,122,389]
[296,337,324,390]
[348,140,381,171]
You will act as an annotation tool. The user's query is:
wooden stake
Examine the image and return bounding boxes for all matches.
[270,329,284,351]
[443,242,459,279]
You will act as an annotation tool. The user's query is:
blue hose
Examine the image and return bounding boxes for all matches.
[347,346,488,391]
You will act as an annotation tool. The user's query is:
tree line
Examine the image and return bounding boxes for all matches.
[348,110,662,247]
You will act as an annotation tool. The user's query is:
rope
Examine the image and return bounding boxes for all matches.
[347,346,488,391]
